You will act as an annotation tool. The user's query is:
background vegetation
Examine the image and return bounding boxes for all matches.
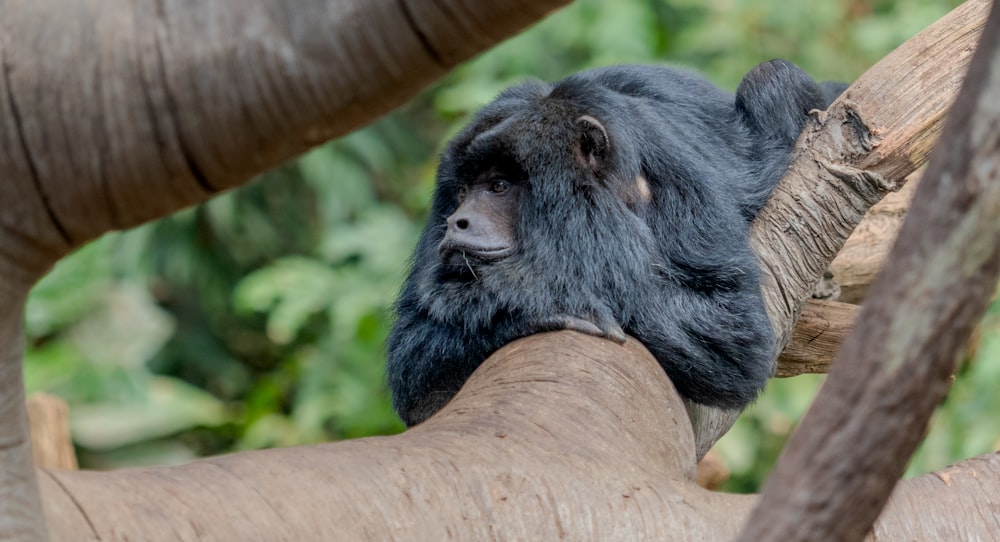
[25,0,991,491]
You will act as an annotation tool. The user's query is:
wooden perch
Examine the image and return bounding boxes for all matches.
[776,299,858,377]
[36,333,1000,541]
[38,334,720,541]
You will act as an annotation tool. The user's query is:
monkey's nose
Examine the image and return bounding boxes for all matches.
[447,213,471,231]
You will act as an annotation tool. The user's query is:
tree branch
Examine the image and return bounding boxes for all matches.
[38,334,745,541]
[36,333,1000,540]
[740,1,1000,539]
[776,299,858,377]
[829,175,919,303]
[689,0,988,458]
[776,174,916,377]
[0,0,571,278]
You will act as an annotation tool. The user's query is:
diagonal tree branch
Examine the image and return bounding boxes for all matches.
[688,0,987,459]
[739,1,1000,540]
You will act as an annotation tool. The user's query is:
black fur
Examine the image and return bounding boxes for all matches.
[388,60,834,426]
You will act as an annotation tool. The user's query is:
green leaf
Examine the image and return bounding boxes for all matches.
[70,376,228,450]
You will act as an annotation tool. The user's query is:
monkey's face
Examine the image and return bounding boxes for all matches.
[433,104,653,287]
[438,173,521,277]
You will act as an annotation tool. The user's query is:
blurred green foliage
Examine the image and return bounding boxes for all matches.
[25,0,989,489]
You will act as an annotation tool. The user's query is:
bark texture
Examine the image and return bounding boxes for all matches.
[0,0,567,267]
[776,299,858,377]
[829,176,919,303]
[872,453,1000,540]
[35,332,1000,541]
[739,2,1000,539]
[689,0,987,458]
[36,334,752,542]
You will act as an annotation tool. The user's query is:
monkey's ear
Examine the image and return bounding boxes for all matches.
[575,115,609,171]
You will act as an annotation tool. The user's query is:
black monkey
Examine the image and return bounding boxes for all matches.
[388,60,833,426]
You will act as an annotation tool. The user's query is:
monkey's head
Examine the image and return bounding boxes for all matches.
[434,89,652,283]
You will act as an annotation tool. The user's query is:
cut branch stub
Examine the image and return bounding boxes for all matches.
[755,103,899,356]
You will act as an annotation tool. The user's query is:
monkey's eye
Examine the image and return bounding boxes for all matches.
[489,179,511,194]
[457,185,468,201]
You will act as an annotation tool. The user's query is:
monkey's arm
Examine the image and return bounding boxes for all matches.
[627,277,773,409]
[530,314,627,344]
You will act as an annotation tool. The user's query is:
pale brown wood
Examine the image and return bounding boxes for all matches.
[869,453,1000,541]
[830,174,920,303]
[778,172,927,377]
[0,0,992,539]
[26,394,77,471]
[34,332,1000,541]
[776,295,976,377]
[776,300,858,377]
[37,334,745,542]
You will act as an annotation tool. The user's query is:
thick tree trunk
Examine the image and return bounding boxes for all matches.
[0,288,41,542]
[0,1,570,539]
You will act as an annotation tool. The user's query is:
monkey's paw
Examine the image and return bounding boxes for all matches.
[530,314,627,345]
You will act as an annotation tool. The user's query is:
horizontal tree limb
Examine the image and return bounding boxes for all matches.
[38,332,1000,541]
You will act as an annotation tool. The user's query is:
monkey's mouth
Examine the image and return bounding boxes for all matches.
[438,245,513,278]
